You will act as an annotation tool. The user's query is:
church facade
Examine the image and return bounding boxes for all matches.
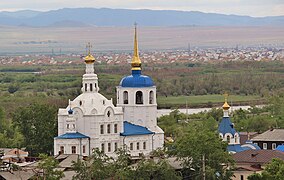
[54,26,164,157]
[218,96,260,153]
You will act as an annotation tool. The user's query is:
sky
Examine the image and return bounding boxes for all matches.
[0,0,284,17]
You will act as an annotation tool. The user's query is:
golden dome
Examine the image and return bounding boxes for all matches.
[84,42,96,64]
[84,54,95,64]
[222,93,230,110]
[131,23,142,71]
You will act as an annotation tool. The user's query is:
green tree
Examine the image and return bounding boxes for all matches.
[72,148,181,180]
[72,149,114,180]
[170,122,234,180]
[248,158,284,180]
[33,154,64,180]
[12,103,57,156]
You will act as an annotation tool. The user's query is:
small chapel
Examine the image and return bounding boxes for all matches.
[218,95,260,153]
[54,25,164,157]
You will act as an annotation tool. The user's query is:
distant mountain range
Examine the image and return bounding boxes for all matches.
[0,8,284,27]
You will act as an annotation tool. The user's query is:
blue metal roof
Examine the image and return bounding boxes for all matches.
[276,145,284,152]
[68,108,73,114]
[119,70,154,87]
[218,117,237,135]
[55,132,89,139]
[227,144,246,153]
[120,121,154,136]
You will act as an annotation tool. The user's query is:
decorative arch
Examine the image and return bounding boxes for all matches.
[72,107,84,117]
[104,106,114,119]
[91,108,98,114]
[136,91,143,104]
[123,91,128,104]
[149,90,154,104]
[224,133,233,143]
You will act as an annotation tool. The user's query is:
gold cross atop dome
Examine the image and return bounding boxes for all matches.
[84,42,96,64]
[222,93,230,110]
[131,23,142,70]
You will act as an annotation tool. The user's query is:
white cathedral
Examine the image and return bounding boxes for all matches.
[54,26,164,157]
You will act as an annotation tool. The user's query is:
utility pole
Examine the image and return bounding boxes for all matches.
[202,154,206,180]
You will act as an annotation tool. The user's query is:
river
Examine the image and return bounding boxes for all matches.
[157,105,265,118]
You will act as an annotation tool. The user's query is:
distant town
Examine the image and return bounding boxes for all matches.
[1,46,283,66]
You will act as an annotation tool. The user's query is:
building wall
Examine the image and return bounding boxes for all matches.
[122,134,153,156]
[252,141,283,150]
[232,170,262,180]
[116,86,158,132]
[54,138,90,156]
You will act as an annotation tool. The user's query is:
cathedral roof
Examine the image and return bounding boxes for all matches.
[119,70,154,88]
[120,121,154,136]
[59,92,123,116]
[119,24,154,88]
[55,132,89,139]
[218,117,237,135]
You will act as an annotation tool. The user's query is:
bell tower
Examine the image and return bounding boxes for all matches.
[82,42,99,93]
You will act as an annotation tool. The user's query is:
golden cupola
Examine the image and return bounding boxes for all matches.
[222,93,230,110]
[131,23,142,71]
[84,42,96,64]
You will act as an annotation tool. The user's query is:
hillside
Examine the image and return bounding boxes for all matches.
[0,8,284,27]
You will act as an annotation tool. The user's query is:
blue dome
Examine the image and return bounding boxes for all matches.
[120,70,154,87]
[68,108,73,114]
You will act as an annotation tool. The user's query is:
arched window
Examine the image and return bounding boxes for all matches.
[136,91,143,104]
[60,146,64,154]
[108,143,111,152]
[85,83,87,92]
[100,125,104,134]
[226,135,230,143]
[71,146,76,154]
[123,91,128,104]
[235,135,238,143]
[143,142,146,150]
[101,143,105,153]
[90,84,93,91]
[83,145,86,153]
[137,142,140,150]
[130,143,133,150]
[149,91,154,104]
[107,124,111,134]
[114,142,118,151]
[114,124,118,133]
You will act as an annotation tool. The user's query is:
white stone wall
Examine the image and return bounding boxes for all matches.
[54,138,90,156]
[116,86,158,131]
[122,134,153,156]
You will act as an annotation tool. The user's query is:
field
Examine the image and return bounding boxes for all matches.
[0,26,284,54]
[157,94,264,108]
[1,60,283,118]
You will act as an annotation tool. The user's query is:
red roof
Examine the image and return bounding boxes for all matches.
[233,149,284,164]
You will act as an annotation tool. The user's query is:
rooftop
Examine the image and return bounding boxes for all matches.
[55,132,89,139]
[251,129,284,141]
[233,149,284,164]
[120,121,154,136]
[218,117,237,135]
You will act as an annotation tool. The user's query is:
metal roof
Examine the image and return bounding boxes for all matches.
[55,132,89,139]
[218,117,237,135]
[120,121,154,136]
[276,145,284,152]
[119,70,154,87]
[251,129,284,141]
